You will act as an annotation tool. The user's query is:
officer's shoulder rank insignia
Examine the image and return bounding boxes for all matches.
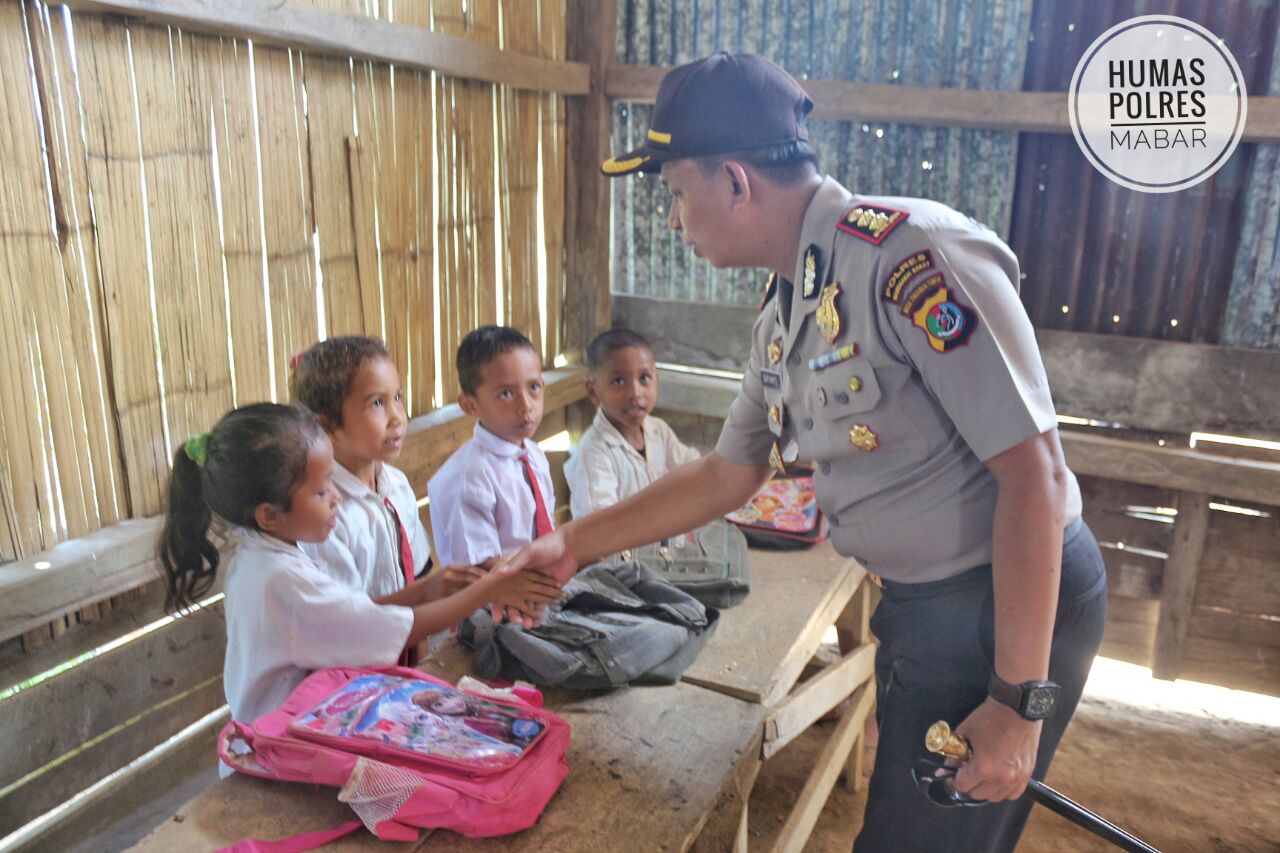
[837,203,909,246]
[816,281,843,344]
[802,245,820,298]
[882,250,934,303]
[900,273,976,353]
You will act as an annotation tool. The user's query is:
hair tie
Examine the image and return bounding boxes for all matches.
[289,348,309,371]
[184,433,210,466]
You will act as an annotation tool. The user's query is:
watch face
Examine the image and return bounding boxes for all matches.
[1026,687,1058,718]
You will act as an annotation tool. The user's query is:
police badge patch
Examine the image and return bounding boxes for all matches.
[882,250,934,303]
[903,277,977,353]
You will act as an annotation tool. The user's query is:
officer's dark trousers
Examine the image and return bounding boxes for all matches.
[852,519,1108,853]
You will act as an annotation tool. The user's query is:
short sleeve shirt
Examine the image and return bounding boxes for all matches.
[301,461,431,598]
[716,176,1081,581]
[223,528,413,729]
[565,407,701,519]
[427,424,556,566]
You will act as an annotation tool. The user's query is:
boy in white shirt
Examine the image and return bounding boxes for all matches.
[429,326,556,567]
[566,329,700,519]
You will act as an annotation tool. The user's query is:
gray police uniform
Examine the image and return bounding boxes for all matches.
[716,176,1106,853]
[715,176,1082,581]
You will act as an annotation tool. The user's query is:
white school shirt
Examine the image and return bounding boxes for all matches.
[427,423,556,566]
[222,528,413,775]
[565,407,701,519]
[301,461,431,598]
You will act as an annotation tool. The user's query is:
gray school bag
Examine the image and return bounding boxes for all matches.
[624,518,751,609]
[459,561,719,690]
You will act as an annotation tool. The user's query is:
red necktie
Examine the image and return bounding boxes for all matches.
[383,497,416,588]
[383,497,417,668]
[519,453,554,539]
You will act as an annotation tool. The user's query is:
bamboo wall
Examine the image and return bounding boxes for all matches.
[0,0,568,564]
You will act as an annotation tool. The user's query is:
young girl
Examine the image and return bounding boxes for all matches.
[290,336,476,602]
[159,403,559,756]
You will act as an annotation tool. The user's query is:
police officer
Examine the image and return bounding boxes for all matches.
[501,53,1107,852]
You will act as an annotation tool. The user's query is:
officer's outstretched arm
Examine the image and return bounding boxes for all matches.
[497,453,771,581]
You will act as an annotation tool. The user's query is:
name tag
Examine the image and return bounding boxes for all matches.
[761,370,782,389]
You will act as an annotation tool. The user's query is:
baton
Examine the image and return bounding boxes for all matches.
[925,721,1161,853]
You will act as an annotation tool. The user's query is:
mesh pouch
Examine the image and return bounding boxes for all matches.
[338,756,424,832]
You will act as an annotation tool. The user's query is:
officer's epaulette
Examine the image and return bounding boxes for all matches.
[836,203,909,246]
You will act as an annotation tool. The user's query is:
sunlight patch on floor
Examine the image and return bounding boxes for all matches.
[1082,656,1280,728]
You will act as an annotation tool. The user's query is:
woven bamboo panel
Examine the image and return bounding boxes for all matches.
[0,0,569,573]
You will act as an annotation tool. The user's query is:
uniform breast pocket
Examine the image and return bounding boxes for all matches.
[806,363,885,457]
[811,362,881,418]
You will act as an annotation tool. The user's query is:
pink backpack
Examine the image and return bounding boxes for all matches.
[217,665,570,849]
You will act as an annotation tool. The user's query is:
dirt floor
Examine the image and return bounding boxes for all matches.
[745,684,1280,852]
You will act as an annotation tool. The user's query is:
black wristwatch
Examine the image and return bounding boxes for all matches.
[988,673,1060,720]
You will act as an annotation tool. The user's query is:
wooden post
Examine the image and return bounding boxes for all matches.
[1153,491,1211,680]
[562,0,617,361]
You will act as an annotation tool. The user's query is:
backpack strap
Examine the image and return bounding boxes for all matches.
[216,820,364,853]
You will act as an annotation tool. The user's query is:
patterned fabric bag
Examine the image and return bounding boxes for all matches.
[725,468,828,549]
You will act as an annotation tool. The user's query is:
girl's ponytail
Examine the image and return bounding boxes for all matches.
[156,404,325,612]
[159,442,219,611]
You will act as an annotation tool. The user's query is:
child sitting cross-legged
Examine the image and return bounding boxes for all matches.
[159,402,559,774]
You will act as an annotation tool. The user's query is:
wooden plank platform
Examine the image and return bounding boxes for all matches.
[681,544,864,706]
[131,642,764,853]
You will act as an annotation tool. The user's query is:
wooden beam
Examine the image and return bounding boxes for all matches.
[561,0,616,360]
[1153,492,1211,680]
[621,296,1280,441]
[1061,431,1280,507]
[769,681,875,853]
[606,64,1280,143]
[0,518,165,643]
[58,0,590,95]
[1039,329,1280,441]
[763,642,874,759]
[4,705,226,853]
[1,601,225,798]
[762,563,865,708]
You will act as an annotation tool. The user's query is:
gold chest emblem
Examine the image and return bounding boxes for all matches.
[849,424,879,452]
[816,282,843,344]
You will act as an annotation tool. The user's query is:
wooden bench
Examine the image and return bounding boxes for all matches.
[120,547,874,853]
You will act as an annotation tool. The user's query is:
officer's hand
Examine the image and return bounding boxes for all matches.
[488,532,578,623]
[950,697,1040,801]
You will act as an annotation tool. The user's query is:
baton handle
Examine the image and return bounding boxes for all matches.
[925,720,972,761]
[924,720,1161,853]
